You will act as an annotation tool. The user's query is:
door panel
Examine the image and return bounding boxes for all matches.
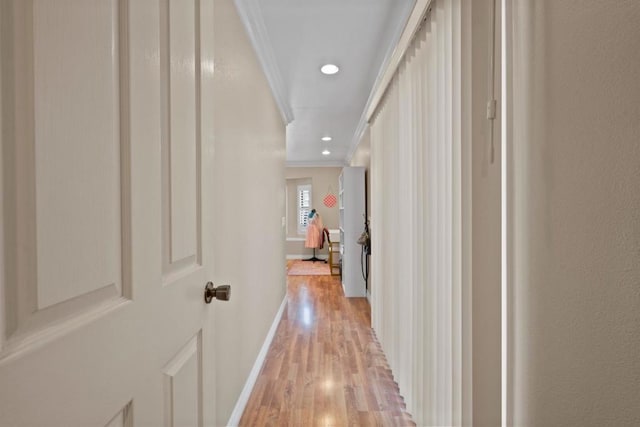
[167,0,198,265]
[2,0,131,360]
[0,1,216,425]
[163,332,202,427]
[161,0,202,279]
[33,0,124,310]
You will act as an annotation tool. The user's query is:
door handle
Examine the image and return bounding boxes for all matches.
[204,282,231,303]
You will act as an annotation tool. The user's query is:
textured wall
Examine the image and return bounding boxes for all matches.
[212,0,286,424]
[509,1,640,425]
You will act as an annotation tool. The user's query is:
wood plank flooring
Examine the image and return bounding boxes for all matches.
[239,269,415,426]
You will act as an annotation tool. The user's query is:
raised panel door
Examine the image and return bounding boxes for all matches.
[0,1,217,425]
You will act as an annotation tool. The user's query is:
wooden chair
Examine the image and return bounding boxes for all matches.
[322,229,341,276]
[328,241,341,276]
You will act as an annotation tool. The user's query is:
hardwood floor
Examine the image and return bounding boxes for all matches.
[239,270,415,426]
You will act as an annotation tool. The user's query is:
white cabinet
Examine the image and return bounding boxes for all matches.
[339,167,366,297]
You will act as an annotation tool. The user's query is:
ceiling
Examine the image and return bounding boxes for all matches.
[235,0,415,166]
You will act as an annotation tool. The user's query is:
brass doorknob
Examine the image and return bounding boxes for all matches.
[204,282,231,303]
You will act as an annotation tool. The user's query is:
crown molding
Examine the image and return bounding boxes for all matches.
[345,0,430,163]
[234,0,294,125]
[364,0,432,121]
[286,160,347,168]
[346,117,371,164]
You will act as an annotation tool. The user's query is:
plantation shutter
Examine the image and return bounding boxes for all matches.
[297,184,312,234]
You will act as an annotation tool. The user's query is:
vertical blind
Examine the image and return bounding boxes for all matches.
[369,0,469,425]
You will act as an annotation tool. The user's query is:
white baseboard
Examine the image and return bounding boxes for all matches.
[226,296,287,426]
[286,254,329,260]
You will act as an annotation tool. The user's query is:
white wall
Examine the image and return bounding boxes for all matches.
[350,128,371,217]
[507,1,640,424]
[211,0,286,425]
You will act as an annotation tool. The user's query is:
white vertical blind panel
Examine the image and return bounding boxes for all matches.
[414,26,428,424]
[450,1,465,423]
[369,0,468,424]
[387,76,399,379]
[443,0,454,422]
[424,18,436,424]
[397,56,411,406]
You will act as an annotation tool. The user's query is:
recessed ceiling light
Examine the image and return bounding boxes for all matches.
[321,136,332,142]
[320,64,339,75]
[322,149,331,156]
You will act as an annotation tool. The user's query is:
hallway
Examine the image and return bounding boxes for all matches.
[239,271,415,426]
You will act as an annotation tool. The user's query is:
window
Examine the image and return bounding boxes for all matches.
[297,184,312,235]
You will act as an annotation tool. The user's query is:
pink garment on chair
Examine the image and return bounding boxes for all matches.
[304,214,324,248]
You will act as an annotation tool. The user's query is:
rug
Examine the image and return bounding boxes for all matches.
[287,260,330,276]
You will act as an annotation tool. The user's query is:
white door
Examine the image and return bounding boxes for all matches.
[0,1,218,426]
